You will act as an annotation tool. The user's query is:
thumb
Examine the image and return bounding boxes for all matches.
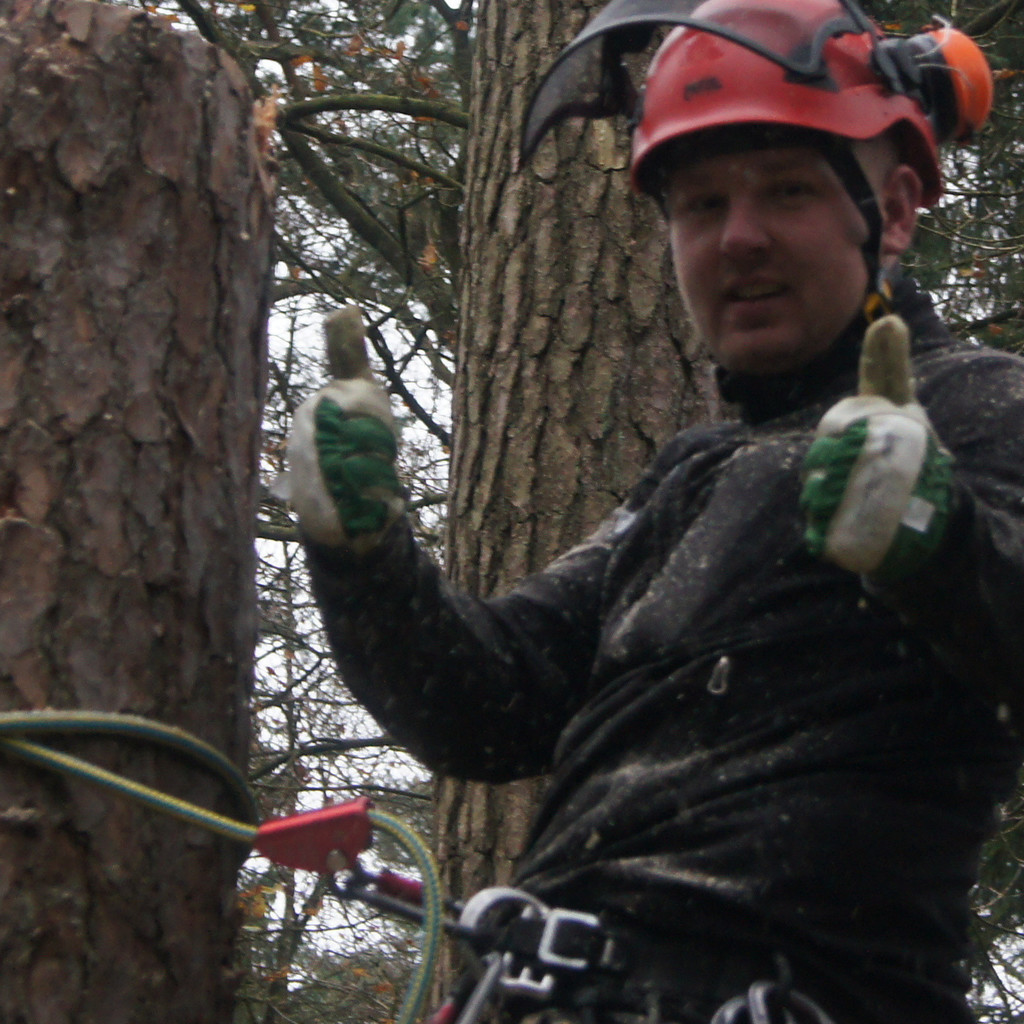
[857,313,914,404]
[317,306,395,432]
[324,305,373,382]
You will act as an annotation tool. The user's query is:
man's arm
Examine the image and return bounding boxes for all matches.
[284,307,629,782]
[304,517,613,782]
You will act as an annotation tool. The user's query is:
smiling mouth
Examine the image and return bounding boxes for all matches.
[729,282,785,301]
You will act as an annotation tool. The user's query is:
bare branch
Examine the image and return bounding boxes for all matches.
[366,320,453,444]
[297,123,464,192]
[258,521,300,543]
[963,0,1024,35]
[283,92,469,130]
[280,128,407,269]
[251,737,394,779]
[174,0,233,54]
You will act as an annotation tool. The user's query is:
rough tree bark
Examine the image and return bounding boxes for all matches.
[0,1,273,1020]
[438,0,720,960]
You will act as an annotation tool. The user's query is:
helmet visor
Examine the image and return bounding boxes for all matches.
[521,0,877,161]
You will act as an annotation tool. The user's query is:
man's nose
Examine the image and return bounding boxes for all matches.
[719,196,770,259]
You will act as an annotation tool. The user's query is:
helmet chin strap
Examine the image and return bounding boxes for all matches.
[815,142,892,322]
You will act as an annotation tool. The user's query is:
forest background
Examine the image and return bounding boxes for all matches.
[76,0,1024,1019]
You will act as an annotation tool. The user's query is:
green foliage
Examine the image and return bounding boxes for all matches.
[878,0,1024,351]
[969,779,1024,1021]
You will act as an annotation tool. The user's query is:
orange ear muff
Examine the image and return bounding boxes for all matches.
[875,22,993,144]
[923,25,994,140]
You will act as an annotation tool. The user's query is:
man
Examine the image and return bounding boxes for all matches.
[286,0,1024,1021]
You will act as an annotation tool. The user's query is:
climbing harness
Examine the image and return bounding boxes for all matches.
[0,711,647,1024]
[0,710,834,1024]
[0,709,626,1023]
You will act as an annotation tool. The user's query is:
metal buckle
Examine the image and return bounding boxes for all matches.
[500,955,558,1001]
[455,888,607,1005]
[537,908,602,971]
[498,907,604,999]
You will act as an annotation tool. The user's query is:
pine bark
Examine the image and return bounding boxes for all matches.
[0,0,273,1020]
[438,0,720,954]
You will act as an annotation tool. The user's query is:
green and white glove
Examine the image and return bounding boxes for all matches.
[800,314,953,585]
[284,307,405,554]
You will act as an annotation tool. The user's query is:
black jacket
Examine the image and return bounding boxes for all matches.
[305,280,1024,1024]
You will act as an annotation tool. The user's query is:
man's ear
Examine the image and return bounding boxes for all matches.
[880,164,922,261]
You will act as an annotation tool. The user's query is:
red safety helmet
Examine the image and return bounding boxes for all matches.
[521,0,993,210]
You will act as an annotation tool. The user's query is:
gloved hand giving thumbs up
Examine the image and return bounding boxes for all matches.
[285,306,405,555]
[800,314,953,585]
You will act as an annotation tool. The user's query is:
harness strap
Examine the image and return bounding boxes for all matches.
[447,889,840,1024]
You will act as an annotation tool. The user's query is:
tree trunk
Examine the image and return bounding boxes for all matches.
[437,0,720,965]
[0,0,274,1019]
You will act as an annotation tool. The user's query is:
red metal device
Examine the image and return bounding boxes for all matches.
[252,796,374,874]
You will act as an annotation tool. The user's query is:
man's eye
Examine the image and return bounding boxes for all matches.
[681,193,725,215]
[771,179,815,201]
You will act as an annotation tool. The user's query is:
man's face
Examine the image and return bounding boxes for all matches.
[665,145,871,375]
